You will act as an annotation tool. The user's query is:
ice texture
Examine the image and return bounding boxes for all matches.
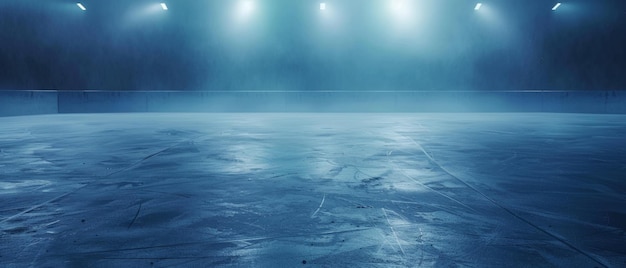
[1,113,625,267]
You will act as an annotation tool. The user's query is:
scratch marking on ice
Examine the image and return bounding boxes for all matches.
[107,135,205,178]
[417,227,425,266]
[0,190,75,224]
[382,208,406,257]
[44,220,60,227]
[28,240,47,268]
[128,201,143,229]
[311,194,326,218]
[389,200,422,205]
[376,231,395,254]
[387,151,476,212]
[242,222,266,231]
[1,135,206,224]
[59,227,375,256]
[402,134,610,268]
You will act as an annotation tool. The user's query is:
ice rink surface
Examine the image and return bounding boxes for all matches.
[1,113,625,267]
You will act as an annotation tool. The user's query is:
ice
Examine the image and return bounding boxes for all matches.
[0,113,625,267]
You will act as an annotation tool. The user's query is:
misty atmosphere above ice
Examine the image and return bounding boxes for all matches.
[0,0,625,91]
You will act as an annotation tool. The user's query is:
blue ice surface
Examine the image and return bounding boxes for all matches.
[0,113,625,267]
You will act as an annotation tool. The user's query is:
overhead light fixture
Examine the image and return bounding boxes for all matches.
[161,3,168,10]
[474,3,482,10]
[552,3,561,11]
[320,3,326,10]
[76,3,86,11]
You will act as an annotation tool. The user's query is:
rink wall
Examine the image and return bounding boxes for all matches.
[1,90,626,116]
[0,90,58,116]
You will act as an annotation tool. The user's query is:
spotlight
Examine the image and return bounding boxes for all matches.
[391,0,404,12]
[76,3,86,11]
[244,0,254,9]
[475,3,482,10]
[234,0,255,22]
[320,3,326,10]
[552,3,561,11]
[161,3,168,10]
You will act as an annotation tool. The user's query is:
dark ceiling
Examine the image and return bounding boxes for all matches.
[0,0,625,91]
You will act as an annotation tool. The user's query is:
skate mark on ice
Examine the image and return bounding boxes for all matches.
[387,151,476,212]
[382,208,406,257]
[401,134,610,268]
[311,194,326,218]
[128,201,143,229]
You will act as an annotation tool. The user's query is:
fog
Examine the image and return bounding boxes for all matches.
[0,0,625,91]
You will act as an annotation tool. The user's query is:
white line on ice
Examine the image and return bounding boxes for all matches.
[401,134,610,268]
[382,208,406,257]
[44,220,60,226]
[311,194,326,218]
[0,135,206,225]
[376,231,395,254]
[386,151,476,212]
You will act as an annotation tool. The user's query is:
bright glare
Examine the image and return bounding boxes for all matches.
[233,0,256,25]
[552,3,561,11]
[391,0,404,12]
[160,3,168,10]
[389,0,411,18]
[242,0,254,12]
[386,0,421,35]
[475,3,482,10]
[76,3,86,11]
[320,3,326,10]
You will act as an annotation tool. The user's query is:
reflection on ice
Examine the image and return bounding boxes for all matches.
[0,180,50,192]
[0,113,624,267]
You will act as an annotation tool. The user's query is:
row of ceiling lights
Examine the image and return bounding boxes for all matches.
[75,2,563,12]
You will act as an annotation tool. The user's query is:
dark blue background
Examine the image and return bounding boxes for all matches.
[1,0,625,91]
